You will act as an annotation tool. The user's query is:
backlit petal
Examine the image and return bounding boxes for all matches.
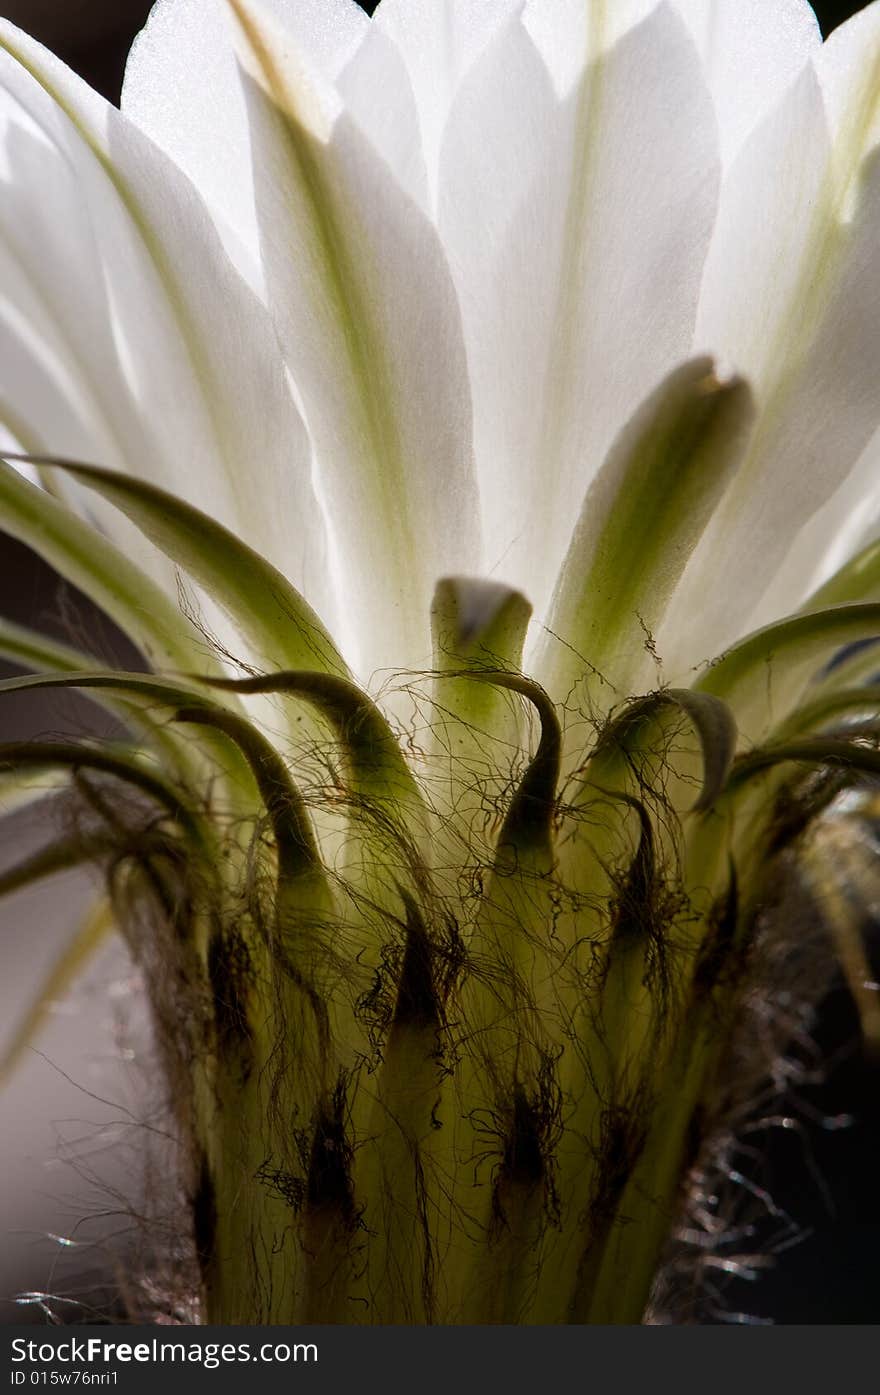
[439,2,720,630]
[227,0,480,680]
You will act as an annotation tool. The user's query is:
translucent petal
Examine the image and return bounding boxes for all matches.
[522,0,660,96]
[674,0,820,165]
[439,2,719,629]
[370,0,522,208]
[122,0,368,273]
[336,21,428,209]
[228,0,480,680]
[537,359,753,705]
[662,17,880,677]
[0,461,217,674]
[0,22,333,634]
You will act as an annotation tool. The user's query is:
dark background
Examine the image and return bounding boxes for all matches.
[0,2,866,98]
[0,0,876,1326]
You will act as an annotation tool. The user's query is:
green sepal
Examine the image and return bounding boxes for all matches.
[201,671,426,827]
[805,535,880,609]
[455,669,561,865]
[0,459,217,673]
[588,688,737,811]
[694,603,880,742]
[730,737,880,789]
[431,577,533,748]
[7,454,346,678]
[173,703,326,898]
[0,669,255,808]
[538,358,753,704]
[800,815,880,1057]
[432,577,532,680]
[0,618,231,780]
[0,617,103,675]
[0,669,326,896]
[772,686,880,742]
[0,739,210,855]
[0,768,68,818]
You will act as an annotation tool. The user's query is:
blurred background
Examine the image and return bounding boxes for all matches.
[0,0,877,1326]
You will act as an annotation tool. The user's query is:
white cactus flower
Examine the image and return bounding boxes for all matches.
[1,0,879,1325]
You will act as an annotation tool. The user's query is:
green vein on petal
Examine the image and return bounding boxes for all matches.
[227,0,416,629]
[0,27,248,517]
[13,456,345,678]
[540,359,753,707]
[225,0,479,677]
[663,37,880,674]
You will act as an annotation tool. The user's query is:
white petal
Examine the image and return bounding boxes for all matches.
[227,0,480,681]
[439,1,719,632]
[661,15,880,676]
[121,0,367,271]
[0,21,333,634]
[673,0,820,165]
[336,22,428,211]
[740,2,880,622]
[693,66,830,415]
[0,233,119,468]
[814,0,880,160]
[0,312,114,470]
[369,0,522,208]
[762,426,880,616]
[522,0,661,96]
